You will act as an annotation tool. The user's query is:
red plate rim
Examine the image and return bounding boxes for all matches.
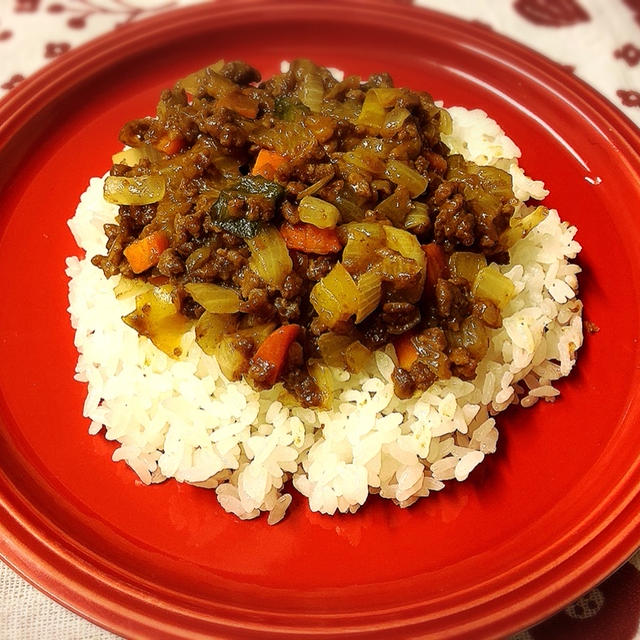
[1,1,640,638]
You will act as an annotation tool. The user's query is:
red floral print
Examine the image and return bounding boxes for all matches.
[14,0,41,12]
[618,89,640,107]
[622,0,640,27]
[44,41,71,58]
[615,43,640,66]
[1,74,25,91]
[43,0,179,30]
[513,0,590,26]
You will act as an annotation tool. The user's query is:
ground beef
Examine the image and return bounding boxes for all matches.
[95,59,516,406]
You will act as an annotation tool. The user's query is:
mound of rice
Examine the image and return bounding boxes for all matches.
[66,106,583,524]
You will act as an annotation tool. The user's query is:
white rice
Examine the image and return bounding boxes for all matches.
[66,106,583,522]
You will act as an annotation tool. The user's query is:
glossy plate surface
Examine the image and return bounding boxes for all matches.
[1,1,639,638]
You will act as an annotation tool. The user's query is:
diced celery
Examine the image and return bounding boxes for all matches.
[355,270,382,323]
[473,266,515,309]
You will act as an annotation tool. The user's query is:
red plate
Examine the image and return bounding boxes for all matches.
[1,1,639,638]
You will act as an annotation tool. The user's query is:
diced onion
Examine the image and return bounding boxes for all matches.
[438,107,453,135]
[383,225,426,302]
[501,206,548,248]
[215,334,249,381]
[344,341,371,372]
[357,90,386,129]
[376,187,412,226]
[370,88,402,107]
[300,72,325,112]
[473,266,515,309]
[448,252,487,285]
[298,196,340,228]
[112,145,162,166]
[317,333,353,367]
[122,285,190,358]
[185,282,240,313]
[246,226,293,288]
[384,159,428,197]
[309,361,334,409]
[177,59,225,95]
[404,201,429,231]
[195,312,238,355]
[104,175,166,205]
[343,149,386,175]
[383,107,411,134]
[309,263,359,328]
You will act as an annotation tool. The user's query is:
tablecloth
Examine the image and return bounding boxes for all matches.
[1,0,640,638]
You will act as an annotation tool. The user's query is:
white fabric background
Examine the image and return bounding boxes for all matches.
[0,0,639,638]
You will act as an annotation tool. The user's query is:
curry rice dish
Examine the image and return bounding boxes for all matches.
[66,60,583,523]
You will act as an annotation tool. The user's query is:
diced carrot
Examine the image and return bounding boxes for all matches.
[393,332,419,370]
[218,91,259,119]
[123,231,169,274]
[422,242,447,294]
[251,324,301,386]
[155,132,184,155]
[252,149,287,180]
[280,222,342,255]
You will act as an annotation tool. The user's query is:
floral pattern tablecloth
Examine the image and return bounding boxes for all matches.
[1,0,640,638]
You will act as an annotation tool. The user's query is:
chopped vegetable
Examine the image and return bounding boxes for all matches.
[280,222,342,254]
[393,332,419,370]
[404,201,429,232]
[195,312,238,355]
[355,269,382,323]
[384,159,428,197]
[384,106,411,134]
[210,175,284,238]
[344,341,371,372]
[448,251,487,285]
[215,334,250,381]
[473,266,515,309]
[246,226,293,288]
[383,226,426,302]
[103,175,166,205]
[357,90,387,128]
[422,242,447,294]
[250,324,300,386]
[123,231,169,274]
[317,333,354,367]
[308,361,334,409]
[217,91,259,118]
[185,282,241,313]
[309,263,359,328]
[500,206,548,249]
[376,186,412,226]
[252,149,287,180]
[122,285,191,357]
[154,132,184,155]
[298,196,340,228]
[111,145,162,166]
